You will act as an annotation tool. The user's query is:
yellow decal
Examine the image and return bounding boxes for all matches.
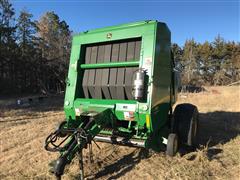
[146,114,150,129]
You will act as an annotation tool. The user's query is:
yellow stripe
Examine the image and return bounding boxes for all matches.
[146,114,150,129]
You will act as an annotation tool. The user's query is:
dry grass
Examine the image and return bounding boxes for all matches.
[177,86,240,112]
[0,86,239,180]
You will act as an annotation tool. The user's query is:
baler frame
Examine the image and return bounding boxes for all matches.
[64,20,175,148]
[45,20,199,179]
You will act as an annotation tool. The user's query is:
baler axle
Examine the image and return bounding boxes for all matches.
[94,135,145,148]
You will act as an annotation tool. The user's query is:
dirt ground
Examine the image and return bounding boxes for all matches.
[0,86,239,180]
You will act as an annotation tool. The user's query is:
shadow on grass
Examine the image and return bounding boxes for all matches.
[80,149,149,180]
[1,97,239,179]
[179,111,240,157]
[84,111,240,179]
[198,111,240,146]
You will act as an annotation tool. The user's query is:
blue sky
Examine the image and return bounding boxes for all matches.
[12,0,239,46]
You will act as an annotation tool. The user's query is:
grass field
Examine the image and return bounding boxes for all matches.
[0,86,239,180]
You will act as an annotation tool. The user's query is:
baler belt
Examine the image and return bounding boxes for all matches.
[109,43,119,99]
[95,45,105,99]
[82,38,141,100]
[101,44,112,99]
[82,47,91,98]
[125,41,135,100]
[88,46,98,98]
[125,40,141,100]
[116,42,127,100]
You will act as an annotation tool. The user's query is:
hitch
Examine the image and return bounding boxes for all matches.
[45,109,114,179]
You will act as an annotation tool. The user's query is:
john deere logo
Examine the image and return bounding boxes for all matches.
[106,33,112,39]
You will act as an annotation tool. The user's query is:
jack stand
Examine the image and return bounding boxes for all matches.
[89,143,94,163]
[78,150,84,180]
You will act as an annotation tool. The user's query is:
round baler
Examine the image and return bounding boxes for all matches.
[45,20,199,179]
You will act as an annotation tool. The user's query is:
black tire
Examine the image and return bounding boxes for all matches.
[166,133,178,156]
[173,103,199,147]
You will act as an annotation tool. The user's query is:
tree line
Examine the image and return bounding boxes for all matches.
[172,37,240,86]
[0,0,239,95]
[0,0,71,95]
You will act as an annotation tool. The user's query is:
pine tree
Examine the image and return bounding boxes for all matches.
[16,9,37,92]
[17,9,36,55]
[36,11,71,92]
[182,39,198,85]
[196,41,213,85]
[0,0,17,93]
[36,12,71,61]
[172,43,183,62]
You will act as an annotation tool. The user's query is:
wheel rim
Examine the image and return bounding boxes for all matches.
[193,119,197,137]
[192,112,198,138]
[173,136,178,153]
[189,113,198,146]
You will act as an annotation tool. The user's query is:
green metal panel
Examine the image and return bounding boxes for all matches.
[45,21,177,179]
[64,21,156,116]
[150,23,172,133]
[64,20,173,149]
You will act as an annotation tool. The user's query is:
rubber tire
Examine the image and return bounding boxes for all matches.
[173,103,199,147]
[166,133,178,156]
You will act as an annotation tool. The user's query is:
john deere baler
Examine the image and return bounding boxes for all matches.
[45,20,198,179]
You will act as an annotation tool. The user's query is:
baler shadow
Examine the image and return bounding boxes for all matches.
[76,111,240,180]
[86,148,149,180]
[180,111,240,156]
[198,111,240,147]
[86,111,240,179]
